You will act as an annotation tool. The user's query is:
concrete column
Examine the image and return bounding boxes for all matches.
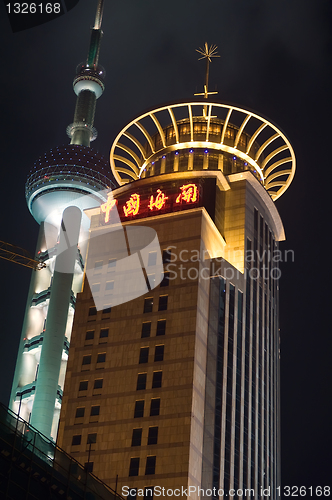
[30,207,81,439]
[9,222,57,413]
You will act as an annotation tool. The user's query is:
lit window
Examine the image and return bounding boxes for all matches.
[75,407,85,418]
[156,320,166,336]
[143,297,153,313]
[158,296,168,311]
[134,400,144,418]
[147,427,158,445]
[131,428,142,447]
[154,345,164,362]
[141,322,151,338]
[129,457,140,477]
[145,456,156,475]
[71,435,81,446]
[139,347,149,364]
[152,371,162,389]
[136,373,147,390]
[90,405,100,416]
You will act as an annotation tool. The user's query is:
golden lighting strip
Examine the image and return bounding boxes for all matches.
[110,102,296,200]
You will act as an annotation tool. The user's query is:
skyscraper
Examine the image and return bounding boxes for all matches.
[7,2,296,497]
[56,54,295,499]
[9,0,115,441]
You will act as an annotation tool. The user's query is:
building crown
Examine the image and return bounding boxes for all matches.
[110,101,295,201]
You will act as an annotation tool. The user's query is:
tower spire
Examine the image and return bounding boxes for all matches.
[66,0,106,147]
[194,42,220,99]
[94,0,104,29]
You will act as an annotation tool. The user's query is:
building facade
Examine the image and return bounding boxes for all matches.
[7,0,295,495]
[57,103,295,499]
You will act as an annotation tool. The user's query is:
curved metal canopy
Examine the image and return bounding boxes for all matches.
[110,101,295,201]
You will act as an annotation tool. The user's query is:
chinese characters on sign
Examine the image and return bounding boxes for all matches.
[176,184,198,203]
[148,189,168,211]
[102,184,199,223]
[123,193,140,217]
[101,194,117,223]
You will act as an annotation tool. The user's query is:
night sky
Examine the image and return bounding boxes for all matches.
[0,0,331,495]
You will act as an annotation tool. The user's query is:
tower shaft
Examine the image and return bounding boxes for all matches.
[30,207,81,438]
[10,1,111,442]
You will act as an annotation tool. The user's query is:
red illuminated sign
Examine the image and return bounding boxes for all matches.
[123,193,140,217]
[176,184,198,204]
[101,194,117,223]
[102,183,199,223]
[148,189,168,211]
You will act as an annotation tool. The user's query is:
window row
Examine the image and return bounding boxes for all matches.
[144,295,168,313]
[146,249,172,266]
[134,398,160,418]
[137,371,162,390]
[91,281,114,293]
[141,319,166,338]
[147,272,169,289]
[131,426,158,446]
[139,345,164,363]
[82,353,106,366]
[88,306,111,316]
[129,456,156,476]
[94,259,116,271]
[75,405,100,418]
[85,328,109,341]
[88,294,168,319]
[85,320,166,343]
[72,432,97,446]
[79,378,103,391]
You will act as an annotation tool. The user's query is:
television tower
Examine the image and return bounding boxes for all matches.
[9,0,115,440]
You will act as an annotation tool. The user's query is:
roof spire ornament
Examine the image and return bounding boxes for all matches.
[194,43,220,118]
[195,43,220,99]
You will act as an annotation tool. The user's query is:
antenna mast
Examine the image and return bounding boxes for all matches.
[194,42,220,118]
[66,0,106,147]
